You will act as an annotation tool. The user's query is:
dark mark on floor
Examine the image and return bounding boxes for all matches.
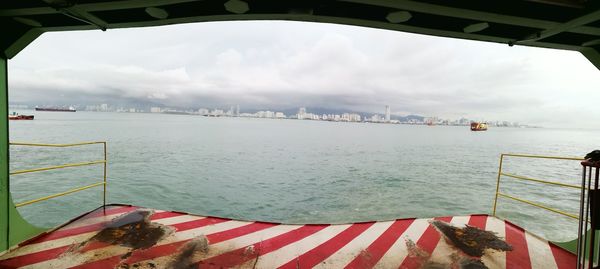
[431,220,512,257]
[91,210,173,250]
[166,236,209,269]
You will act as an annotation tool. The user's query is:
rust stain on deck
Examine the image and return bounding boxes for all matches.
[430,220,512,257]
[166,236,209,269]
[92,210,173,250]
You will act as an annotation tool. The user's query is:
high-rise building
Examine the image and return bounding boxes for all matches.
[297,107,307,119]
[235,105,240,116]
[385,105,391,122]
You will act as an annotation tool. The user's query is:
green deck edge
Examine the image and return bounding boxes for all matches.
[0,56,7,252]
[553,230,600,257]
[0,57,46,253]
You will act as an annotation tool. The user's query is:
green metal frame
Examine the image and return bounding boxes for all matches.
[0,0,599,252]
[0,57,45,252]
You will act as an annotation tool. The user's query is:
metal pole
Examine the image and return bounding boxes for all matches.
[492,154,504,216]
[584,166,592,269]
[102,142,107,210]
[579,165,588,269]
[588,167,599,268]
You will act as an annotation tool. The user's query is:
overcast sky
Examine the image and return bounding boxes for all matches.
[8,20,600,127]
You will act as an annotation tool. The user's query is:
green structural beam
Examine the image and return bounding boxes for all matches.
[0,56,7,251]
[0,57,45,253]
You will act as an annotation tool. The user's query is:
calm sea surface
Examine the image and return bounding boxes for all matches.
[8,110,598,242]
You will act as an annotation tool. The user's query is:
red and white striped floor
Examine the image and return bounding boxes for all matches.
[0,204,576,268]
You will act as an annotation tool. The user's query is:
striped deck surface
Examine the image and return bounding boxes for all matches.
[0,204,575,269]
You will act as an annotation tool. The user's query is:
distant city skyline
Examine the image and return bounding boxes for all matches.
[10,103,528,127]
[8,21,600,128]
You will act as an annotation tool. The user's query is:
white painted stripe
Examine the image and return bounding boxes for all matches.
[525,232,558,269]
[0,213,197,260]
[482,217,507,269]
[154,215,204,226]
[314,221,394,268]
[106,224,305,268]
[373,218,431,269]
[428,216,468,265]
[21,220,251,269]
[254,224,352,268]
[0,232,98,260]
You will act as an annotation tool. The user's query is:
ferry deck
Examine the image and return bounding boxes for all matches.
[0,205,576,268]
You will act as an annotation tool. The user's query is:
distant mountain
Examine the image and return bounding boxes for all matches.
[267,107,425,122]
[395,114,425,122]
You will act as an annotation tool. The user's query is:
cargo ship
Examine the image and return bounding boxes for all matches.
[471,122,488,131]
[35,107,76,112]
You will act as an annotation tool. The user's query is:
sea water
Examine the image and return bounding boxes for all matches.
[8,110,598,242]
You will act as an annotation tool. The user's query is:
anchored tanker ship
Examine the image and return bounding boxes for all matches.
[35,106,76,112]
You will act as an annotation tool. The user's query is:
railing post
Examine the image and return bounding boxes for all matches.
[103,142,107,209]
[578,160,600,269]
[578,165,588,269]
[492,154,504,216]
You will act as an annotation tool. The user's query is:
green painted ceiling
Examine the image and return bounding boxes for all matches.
[1,0,600,69]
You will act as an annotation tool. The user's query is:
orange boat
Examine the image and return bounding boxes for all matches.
[471,122,488,131]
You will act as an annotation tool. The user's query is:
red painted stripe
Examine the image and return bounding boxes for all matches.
[0,245,71,268]
[398,216,453,269]
[205,222,278,244]
[39,222,106,242]
[505,222,532,269]
[345,219,415,269]
[21,206,138,245]
[467,215,488,230]
[278,222,374,269]
[3,215,220,268]
[33,210,182,243]
[150,211,185,220]
[73,221,274,269]
[196,225,329,268]
[170,217,229,232]
[549,243,577,269]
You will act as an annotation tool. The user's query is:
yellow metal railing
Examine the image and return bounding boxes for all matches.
[9,141,107,208]
[492,153,584,220]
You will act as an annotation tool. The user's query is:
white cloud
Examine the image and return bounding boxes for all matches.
[7,21,600,128]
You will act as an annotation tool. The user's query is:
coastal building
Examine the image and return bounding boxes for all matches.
[198,108,209,115]
[385,105,391,122]
[210,109,224,117]
[369,114,383,122]
[297,107,307,119]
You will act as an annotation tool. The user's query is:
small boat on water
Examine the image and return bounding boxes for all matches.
[471,122,488,131]
[8,113,34,120]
